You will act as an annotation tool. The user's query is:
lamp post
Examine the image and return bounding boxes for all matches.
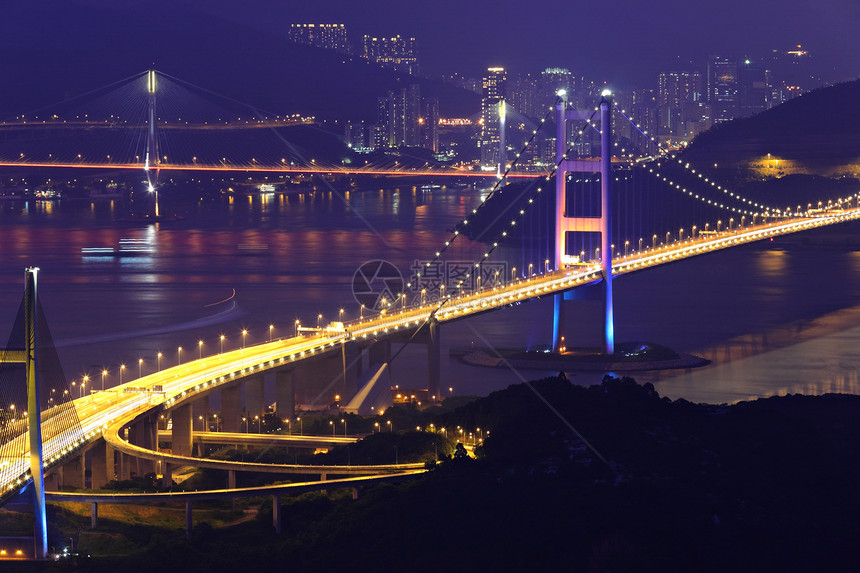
[101,369,107,391]
[295,319,301,336]
[177,346,182,365]
[528,263,533,276]
[220,335,225,354]
[341,418,347,437]
[329,420,334,436]
[241,329,247,349]
[197,340,203,360]
[82,375,89,396]
[387,420,392,432]
[317,314,322,329]
[298,416,302,435]
[269,324,274,343]
[138,358,143,379]
[545,259,550,273]
[119,364,125,385]
[157,352,162,372]
[242,416,248,433]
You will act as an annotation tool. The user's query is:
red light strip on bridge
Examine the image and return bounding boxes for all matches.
[0,161,545,178]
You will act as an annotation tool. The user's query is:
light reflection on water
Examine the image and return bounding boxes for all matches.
[0,189,859,405]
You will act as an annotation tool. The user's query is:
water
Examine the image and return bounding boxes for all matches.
[1,186,860,405]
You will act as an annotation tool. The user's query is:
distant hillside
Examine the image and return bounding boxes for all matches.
[682,79,860,175]
[0,1,478,121]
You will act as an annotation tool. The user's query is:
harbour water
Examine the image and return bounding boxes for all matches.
[1,185,859,406]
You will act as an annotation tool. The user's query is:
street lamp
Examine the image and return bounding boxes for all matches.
[297,416,302,435]
[269,324,274,343]
[198,340,203,360]
[241,329,247,349]
[295,319,301,336]
[177,346,182,365]
[255,415,260,433]
[317,314,323,329]
[329,420,335,436]
[82,375,89,395]
[341,418,347,437]
[652,234,657,248]
[157,352,162,371]
[242,416,248,433]
[544,259,550,273]
[339,308,344,322]
[101,369,107,391]
[386,420,393,432]
[119,364,125,385]
[374,422,380,433]
[138,358,143,378]
[220,335,225,354]
[528,263,533,276]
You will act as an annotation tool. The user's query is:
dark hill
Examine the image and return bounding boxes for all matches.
[0,1,478,121]
[682,79,860,171]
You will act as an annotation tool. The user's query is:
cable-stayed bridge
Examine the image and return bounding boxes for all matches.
[1,70,858,558]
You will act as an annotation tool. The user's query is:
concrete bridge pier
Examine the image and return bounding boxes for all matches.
[245,375,265,420]
[53,453,86,490]
[227,470,236,490]
[171,403,193,457]
[221,385,241,433]
[89,442,115,489]
[428,319,441,400]
[161,461,173,488]
[186,501,193,541]
[272,493,282,533]
[275,370,295,420]
[343,343,362,398]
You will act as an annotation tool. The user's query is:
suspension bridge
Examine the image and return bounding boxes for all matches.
[1,70,858,559]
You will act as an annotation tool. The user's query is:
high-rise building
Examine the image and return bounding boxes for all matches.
[656,71,705,142]
[737,58,768,118]
[362,35,419,75]
[706,56,738,123]
[423,97,440,153]
[481,67,506,170]
[375,84,422,148]
[288,24,351,54]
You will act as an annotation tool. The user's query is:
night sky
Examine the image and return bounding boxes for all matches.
[103,0,860,82]
[4,0,859,84]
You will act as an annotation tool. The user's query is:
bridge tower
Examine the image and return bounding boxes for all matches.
[25,267,48,560]
[145,69,160,217]
[552,91,614,354]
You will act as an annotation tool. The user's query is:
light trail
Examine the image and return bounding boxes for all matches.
[2,207,858,499]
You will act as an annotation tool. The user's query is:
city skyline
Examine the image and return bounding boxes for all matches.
[4,0,859,90]
[127,0,860,83]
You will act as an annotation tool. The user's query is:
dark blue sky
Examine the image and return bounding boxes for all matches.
[5,0,858,101]
[174,0,860,83]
